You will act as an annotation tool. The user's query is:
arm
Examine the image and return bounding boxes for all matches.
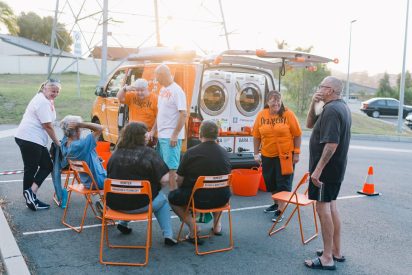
[253,137,262,163]
[117,86,127,103]
[306,91,323,129]
[78,122,103,139]
[160,172,170,187]
[292,135,302,164]
[310,143,338,187]
[176,174,184,187]
[42,122,61,147]
[170,110,187,147]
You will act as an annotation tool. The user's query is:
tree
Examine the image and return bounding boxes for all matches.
[376,72,396,98]
[281,45,330,115]
[0,1,18,34]
[17,12,73,52]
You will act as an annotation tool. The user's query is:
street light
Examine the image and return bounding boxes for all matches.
[345,19,357,102]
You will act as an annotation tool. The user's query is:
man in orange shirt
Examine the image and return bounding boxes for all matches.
[117,78,158,143]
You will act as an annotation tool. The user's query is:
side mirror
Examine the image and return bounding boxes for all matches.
[95,86,105,96]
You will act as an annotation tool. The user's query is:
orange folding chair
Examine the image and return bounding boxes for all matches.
[177,174,233,255]
[268,172,318,244]
[100,179,152,266]
[61,160,103,233]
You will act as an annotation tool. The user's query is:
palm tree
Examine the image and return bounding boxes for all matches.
[0,1,19,35]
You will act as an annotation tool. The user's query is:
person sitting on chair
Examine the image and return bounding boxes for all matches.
[106,122,177,246]
[60,115,106,190]
[168,120,231,244]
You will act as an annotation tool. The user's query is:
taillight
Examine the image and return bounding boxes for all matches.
[188,116,202,138]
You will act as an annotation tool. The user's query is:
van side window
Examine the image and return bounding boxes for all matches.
[106,69,126,97]
[126,67,144,85]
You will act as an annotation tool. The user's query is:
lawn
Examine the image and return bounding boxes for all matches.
[1,73,411,137]
[0,73,99,124]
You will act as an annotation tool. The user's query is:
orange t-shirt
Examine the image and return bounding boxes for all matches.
[252,108,302,157]
[124,92,158,130]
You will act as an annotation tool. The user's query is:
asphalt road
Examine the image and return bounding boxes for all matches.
[1,130,412,274]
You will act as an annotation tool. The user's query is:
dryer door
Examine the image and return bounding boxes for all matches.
[235,82,263,117]
[200,80,229,116]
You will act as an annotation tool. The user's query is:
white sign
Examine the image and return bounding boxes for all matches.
[73,31,82,57]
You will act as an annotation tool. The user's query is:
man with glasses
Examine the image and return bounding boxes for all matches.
[304,76,351,270]
[117,78,158,145]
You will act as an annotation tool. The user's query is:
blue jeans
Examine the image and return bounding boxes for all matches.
[119,191,173,239]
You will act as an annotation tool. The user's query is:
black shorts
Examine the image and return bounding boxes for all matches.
[168,187,231,209]
[261,156,294,193]
[308,180,342,202]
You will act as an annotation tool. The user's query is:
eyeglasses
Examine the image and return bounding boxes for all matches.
[318,85,332,90]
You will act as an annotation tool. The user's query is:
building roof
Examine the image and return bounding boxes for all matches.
[0,33,74,58]
[91,46,138,60]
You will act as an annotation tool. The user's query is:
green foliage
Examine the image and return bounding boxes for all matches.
[0,73,99,124]
[17,12,73,52]
[376,72,397,98]
[282,65,330,115]
[0,1,18,34]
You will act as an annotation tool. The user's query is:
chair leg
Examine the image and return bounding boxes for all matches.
[297,204,318,244]
[61,192,90,233]
[99,217,106,264]
[268,205,298,236]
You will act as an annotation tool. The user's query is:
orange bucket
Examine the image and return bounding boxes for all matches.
[231,168,260,196]
[96,141,110,154]
[258,166,267,192]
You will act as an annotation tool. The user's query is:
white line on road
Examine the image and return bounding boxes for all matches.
[22,194,366,236]
[0,178,53,184]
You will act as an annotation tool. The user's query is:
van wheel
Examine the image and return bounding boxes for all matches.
[372,111,380,118]
[92,118,104,141]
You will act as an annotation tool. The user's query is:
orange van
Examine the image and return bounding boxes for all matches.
[91,48,334,168]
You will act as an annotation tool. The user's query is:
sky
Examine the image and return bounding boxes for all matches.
[1,0,411,75]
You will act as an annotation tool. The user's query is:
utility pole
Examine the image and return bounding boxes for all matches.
[154,0,161,47]
[218,0,230,49]
[345,19,357,102]
[398,0,409,133]
[99,0,108,87]
[47,0,59,76]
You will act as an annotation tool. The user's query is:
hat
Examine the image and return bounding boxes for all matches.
[131,78,148,89]
[45,78,62,89]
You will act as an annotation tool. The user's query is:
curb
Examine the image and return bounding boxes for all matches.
[0,206,31,275]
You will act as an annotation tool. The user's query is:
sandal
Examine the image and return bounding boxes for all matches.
[305,257,336,270]
[211,227,223,236]
[316,249,346,262]
[185,234,204,245]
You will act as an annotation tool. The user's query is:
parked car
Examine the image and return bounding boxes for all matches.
[360,97,412,118]
[405,113,412,129]
[91,47,335,168]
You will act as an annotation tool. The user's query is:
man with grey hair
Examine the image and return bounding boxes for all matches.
[117,78,158,137]
[152,64,187,190]
[60,116,106,189]
[305,76,351,270]
[169,120,231,243]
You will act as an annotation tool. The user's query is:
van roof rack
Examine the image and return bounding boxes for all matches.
[127,47,198,62]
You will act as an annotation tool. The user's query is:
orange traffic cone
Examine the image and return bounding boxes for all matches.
[357,166,380,196]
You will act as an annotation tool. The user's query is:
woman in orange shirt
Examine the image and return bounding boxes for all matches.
[253,90,302,222]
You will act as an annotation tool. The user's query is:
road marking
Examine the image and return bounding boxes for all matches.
[22,194,366,236]
[350,145,412,153]
[0,177,53,184]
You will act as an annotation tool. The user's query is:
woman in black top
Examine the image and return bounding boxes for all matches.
[107,122,176,246]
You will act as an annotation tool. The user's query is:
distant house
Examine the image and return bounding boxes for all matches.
[343,80,377,99]
[0,33,74,58]
[91,46,137,60]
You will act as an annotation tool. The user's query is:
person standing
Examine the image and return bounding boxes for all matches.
[117,78,158,133]
[304,76,351,270]
[252,90,302,222]
[15,79,62,211]
[152,64,187,190]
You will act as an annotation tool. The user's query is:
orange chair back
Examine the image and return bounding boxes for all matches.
[192,174,232,193]
[68,160,99,190]
[104,179,152,201]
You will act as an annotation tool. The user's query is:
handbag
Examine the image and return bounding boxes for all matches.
[276,142,294,176]
[196,212,213,224]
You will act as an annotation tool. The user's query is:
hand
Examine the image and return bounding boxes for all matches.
[170,134,178,147]
[253,154,261,164]
[55,140,61,147]
[312,91,324,103]
[67,121,79,130]
[145,131,154,142]
[292,153,300,164]
[310,168,323,188]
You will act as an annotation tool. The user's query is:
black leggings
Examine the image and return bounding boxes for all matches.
[15,138,53,191]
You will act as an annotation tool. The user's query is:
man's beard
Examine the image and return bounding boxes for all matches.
[314,101,325,116]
